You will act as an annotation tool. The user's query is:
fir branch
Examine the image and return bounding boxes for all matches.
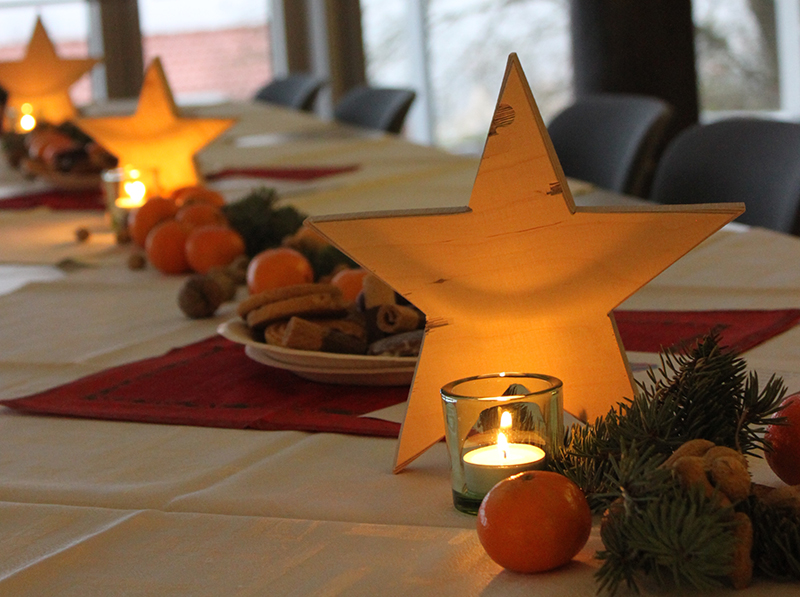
[743,495,800,580]
[550,332,788,515]
[596,484,737,595]
[736,373,787,455]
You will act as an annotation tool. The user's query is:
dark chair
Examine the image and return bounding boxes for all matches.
[253,74,325,112]
[333,86,416,134]
[547,93,674,197]
[650,118,800,236]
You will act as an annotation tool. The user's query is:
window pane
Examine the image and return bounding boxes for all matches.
[0,1,94,105]
[694,0,780,112]
[361,0,408,87]
[361,0,572,152]
[137,0,272,104]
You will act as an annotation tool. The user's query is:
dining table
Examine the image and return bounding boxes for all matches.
[1,100,799,596]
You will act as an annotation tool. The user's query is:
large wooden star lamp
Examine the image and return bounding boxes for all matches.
[0,17,97,128]
[75,58,235,195]
[308,54,744,472]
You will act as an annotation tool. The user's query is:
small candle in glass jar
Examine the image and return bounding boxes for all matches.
[462,429,546,495]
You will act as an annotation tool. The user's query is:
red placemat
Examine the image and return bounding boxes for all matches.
[614,309,800,353]
[0,188,105,210]
[207,165,359,181]
[0,165,359,211]
[0,336,405,437]
[2,309,799,434]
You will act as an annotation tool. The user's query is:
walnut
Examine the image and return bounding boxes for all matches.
[127,251,147,270]
[671,456,715,498]
[225,254,249,286]
[703,446,748,470]
[178,274,224,319]
[206,266,237,301]
[709,456,751,502]
[75,227,90,243]
[663,439,715,468]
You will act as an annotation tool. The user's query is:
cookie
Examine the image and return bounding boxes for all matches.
[236,283,341,319]
[246,292,351,330]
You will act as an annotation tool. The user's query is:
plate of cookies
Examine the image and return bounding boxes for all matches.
[219,279,423,385]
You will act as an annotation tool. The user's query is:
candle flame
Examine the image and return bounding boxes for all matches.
[117,180,147,209]
[500,411,512,429]
[19,114,36,131]
[497,431,508,459]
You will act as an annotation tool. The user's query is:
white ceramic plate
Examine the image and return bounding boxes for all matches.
[218,319,417,385]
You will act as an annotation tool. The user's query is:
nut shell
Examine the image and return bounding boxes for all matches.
[178,274,224,319]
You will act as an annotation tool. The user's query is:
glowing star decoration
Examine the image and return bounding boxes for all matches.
[0,18,98,126]
[75,58,235,195]
[307,54,745,473]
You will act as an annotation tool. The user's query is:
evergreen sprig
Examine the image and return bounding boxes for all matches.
[744,495,800,580]
[550,333,787,514]
[546,332,795,594]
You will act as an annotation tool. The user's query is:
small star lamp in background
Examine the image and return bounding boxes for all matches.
[0,17,98,130]
[75,58,235,196]
[308,54,744,472]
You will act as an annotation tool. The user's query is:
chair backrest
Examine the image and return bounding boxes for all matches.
[333,86,416,134]
[547,93,674,197]
[650,118,800,235]
[254,74,325,112]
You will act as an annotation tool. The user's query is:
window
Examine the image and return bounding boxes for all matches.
[0,0,95,104]
[137,0,272,104]
[694,0,781,113]
[361,0,572,152]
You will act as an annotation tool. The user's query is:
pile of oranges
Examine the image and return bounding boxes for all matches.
[128,186,246,275]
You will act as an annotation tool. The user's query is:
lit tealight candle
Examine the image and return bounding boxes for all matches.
[114,168,148,209]
[462,412,546,496]
[14,103,37,133]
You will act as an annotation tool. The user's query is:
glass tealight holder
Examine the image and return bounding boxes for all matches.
[5,102,40,134]
[102,166,160,235]
[441,372,563,515]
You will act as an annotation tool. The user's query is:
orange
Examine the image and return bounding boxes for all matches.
[246,247,314,294]
[282,226,330,252]
[170,185,226,208]
[765,393,800,485]
[175,203,227,231]
[145,220,190,274]
[331,268,368,302]
[128,197,179,247]
[476,470,592,574]
[185,224,246,274]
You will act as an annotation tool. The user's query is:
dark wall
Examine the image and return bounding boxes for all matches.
[570,0,698,138]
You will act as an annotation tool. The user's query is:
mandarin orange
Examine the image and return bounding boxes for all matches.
[185,224,246,274]
[144,220,190,274]
[246,247,314,294]
[170,185,225,208]
[175,203,227,231]
[331,268,368,302]
[129,197,179,247]
[476,470,592,574]
[765,393,800,485]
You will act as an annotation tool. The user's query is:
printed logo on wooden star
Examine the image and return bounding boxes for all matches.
[0,17,98,125]
[307,54,744,472]
[75,58,235,195]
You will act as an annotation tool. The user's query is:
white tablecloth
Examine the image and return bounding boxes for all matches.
[1,102,798,595]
